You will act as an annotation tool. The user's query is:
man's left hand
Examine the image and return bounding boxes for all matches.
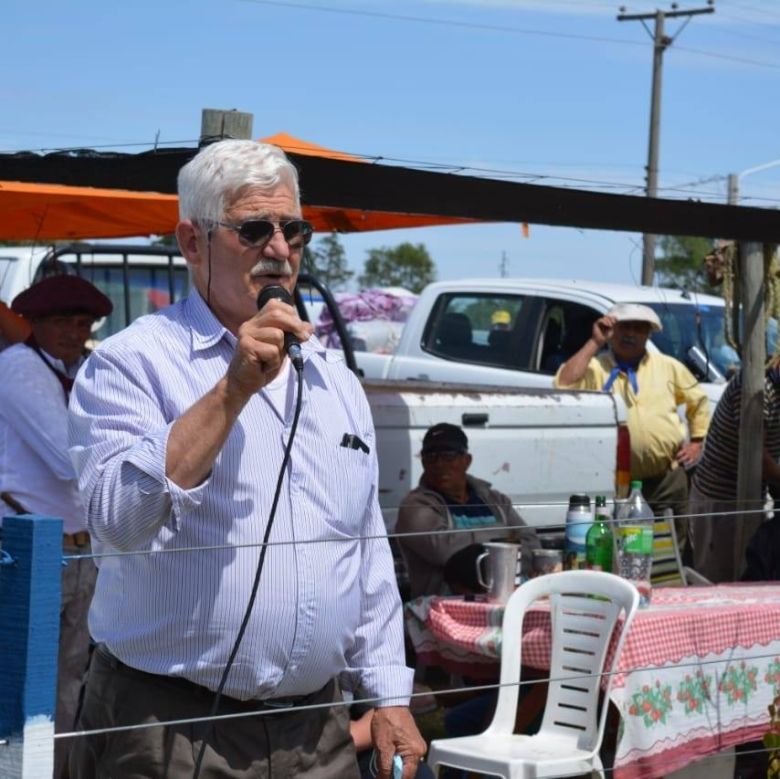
[676,440,702,468]
[371,706,427,779]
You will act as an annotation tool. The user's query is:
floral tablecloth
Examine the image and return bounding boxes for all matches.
[404,584,780,779]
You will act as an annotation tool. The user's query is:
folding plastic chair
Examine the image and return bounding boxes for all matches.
[427,570,640,779]
[651,509,711,587]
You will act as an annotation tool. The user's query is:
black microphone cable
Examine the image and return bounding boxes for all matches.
[192,361,305,779]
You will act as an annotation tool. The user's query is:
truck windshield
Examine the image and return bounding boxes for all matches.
[641,301,778,379]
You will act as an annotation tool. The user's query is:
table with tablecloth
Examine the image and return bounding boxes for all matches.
[405,584,780,779]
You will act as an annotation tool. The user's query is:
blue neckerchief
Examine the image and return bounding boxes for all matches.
[602,359,640,395]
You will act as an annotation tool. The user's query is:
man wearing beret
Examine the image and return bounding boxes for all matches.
[555,303,710,547]
[0,274,112,778]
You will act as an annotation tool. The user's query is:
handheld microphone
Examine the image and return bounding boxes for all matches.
[256,285,304,371]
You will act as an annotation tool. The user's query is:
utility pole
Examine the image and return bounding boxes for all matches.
[199,108,254,146]
[499,250,509,278]
[618,3,715,286]
[727,158,780,205]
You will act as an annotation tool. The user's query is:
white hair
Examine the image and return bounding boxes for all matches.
[177,140,300,224]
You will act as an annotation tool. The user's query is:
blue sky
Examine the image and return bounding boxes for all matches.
[5,0,780,288]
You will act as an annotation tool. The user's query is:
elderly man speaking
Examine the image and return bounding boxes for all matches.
[68,140,425,779]
[555,303,710,540]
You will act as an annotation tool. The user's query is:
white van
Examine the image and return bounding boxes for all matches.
[0,244,190,344]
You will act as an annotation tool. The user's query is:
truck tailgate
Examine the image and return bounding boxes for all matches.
[365,381,622,532]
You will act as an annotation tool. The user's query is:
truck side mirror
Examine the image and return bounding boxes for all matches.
[686,345,725,384]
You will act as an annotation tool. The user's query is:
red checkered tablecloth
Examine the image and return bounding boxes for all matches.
[404,583,780,779]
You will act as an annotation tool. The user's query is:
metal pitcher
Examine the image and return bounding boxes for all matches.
[475,542,522,603]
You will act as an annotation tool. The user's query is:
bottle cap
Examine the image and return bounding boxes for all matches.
[630,480,643,490]
[568,493,591,509]
[595,495,607,507]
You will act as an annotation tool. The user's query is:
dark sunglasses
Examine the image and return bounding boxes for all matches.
[421,450,465,462]
[215,218,313,249]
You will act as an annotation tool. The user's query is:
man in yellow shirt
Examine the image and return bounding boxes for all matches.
[554,303,710,546]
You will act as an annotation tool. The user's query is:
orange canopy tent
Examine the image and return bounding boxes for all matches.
[0,133,479,241]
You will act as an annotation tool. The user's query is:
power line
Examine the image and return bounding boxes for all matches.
[240,0,649,46]
[675,43,780,68]
[239,0,780,70]
[708,23,780,46]
[726,0,780,21]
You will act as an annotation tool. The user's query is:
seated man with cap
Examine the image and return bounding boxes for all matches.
[0,274,112,778]
[554,303,710,545]
[396,422,540,599]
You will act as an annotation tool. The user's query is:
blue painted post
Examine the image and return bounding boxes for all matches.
[0,515,62,778]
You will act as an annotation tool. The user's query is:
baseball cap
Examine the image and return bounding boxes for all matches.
[606,302,662,333]
[491,309,511,326]
[421,423,468,455]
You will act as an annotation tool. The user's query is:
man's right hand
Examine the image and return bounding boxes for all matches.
[556,314,615,387]
[165,300,312,489]
[226,298,313,400]
[592,315,616,348]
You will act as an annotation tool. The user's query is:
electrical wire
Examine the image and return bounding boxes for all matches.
[58,645,780,740]
[64,506,773,565]
[239,0,646,47]
[191,362,305,779]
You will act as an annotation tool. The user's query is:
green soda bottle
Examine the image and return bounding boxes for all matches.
[586,495,614,573]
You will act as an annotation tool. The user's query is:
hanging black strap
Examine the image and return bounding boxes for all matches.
[24,335,74,402]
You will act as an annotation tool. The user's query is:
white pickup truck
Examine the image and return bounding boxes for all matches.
[354,277,777,411]
[1,246,628,532]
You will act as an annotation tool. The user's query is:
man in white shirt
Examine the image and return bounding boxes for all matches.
[0,274,112,778]
[68,140,425,779]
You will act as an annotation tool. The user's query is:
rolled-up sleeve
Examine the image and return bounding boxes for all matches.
[69,347,208,551]
[553,358,607,390]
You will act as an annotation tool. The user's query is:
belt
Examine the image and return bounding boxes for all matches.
[94,644,324,712]
[63,531,90,547]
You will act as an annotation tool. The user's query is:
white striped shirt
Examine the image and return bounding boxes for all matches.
[68,289,412,704]
[0,343,86,533]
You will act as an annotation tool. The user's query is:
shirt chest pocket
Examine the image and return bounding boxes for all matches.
[318,444,374,536]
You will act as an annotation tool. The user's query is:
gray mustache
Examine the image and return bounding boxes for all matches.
[250,260,293,276]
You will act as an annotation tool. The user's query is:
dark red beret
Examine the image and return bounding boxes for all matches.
[11,275,113,319]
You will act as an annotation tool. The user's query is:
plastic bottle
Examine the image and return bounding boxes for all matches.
[564,494,593,570]
[615,480,654,606]
[586,495,614,573]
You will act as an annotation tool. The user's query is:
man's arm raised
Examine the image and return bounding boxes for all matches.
[556,315,615,387]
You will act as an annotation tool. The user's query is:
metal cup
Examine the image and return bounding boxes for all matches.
[475,542,522,603]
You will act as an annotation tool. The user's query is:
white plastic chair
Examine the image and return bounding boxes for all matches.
[427,570,640,779]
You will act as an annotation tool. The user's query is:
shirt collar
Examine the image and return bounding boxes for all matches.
[184,286,330,365]
[37,346,84,378]
[605,349,650,370]
[186,287,232,353]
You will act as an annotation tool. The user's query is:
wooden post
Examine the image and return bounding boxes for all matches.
[734,242,766,578]
[0,515,62,778]
[199,109,253,145]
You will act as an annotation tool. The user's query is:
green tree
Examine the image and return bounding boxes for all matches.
[358,242,436,294]
[304,233,353,291]
[656,236,718,294]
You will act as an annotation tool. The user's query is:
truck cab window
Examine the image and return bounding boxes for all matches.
[538,301,600,374]
[78,266,190,341]
[423,293,530,369]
